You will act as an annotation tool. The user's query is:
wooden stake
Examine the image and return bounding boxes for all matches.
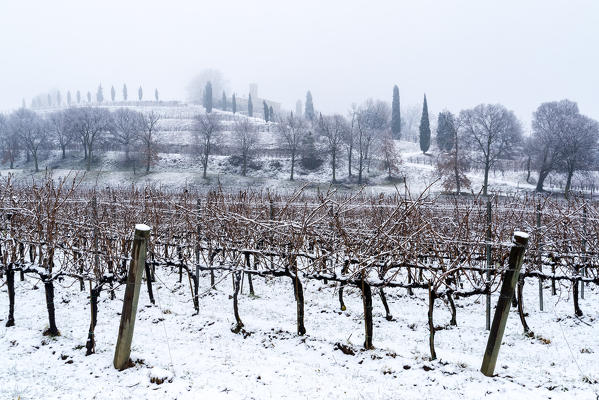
[113,224,151,370]
[481,231,529,377]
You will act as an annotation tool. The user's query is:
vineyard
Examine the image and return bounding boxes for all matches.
[1,174,598,398]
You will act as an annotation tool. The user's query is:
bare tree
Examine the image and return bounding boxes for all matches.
[460,104,522,195]
[317,114,347,182]
[9,108,48,172]
[531,100,578,192]
[49,110,72,159]
[277,113,306,181]
[355,99,390,183]
[138,111,161,173]
[233,117,259,176]
[66,107,112,171]
[0,113,20,168]
[193,112,222,179]
[435,111,469,194]
[379,133,402,178]
[111,108,142,162]
[559,114,599,197]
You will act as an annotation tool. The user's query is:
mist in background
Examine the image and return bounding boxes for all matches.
[1,0,598,124]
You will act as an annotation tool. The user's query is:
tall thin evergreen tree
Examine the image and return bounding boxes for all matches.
[154,88,159,101]
[419,94,431,154]
[123,84,128,101]
[305,91,315,121]
[96,84,104,103]
[391,85,401,139]
[111,86,116,102]
[138,86,143,101]
[204,82,213,113]
[232,93,237,114]
[248,93,253,117]
[222,91,227,111]
[269,106,274,120]
[436,111,455,151]
[263,101,270,122]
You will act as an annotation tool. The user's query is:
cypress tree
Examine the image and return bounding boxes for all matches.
[204,82,213,113]
[248,93,253,117]
[300,131,321,170]
[263,101,269,122]
[111,86,116,102]
[419,94,431,154]
[222,91,227,111]
[123,84,128,101]
[154,88,159,101]
[391,85,401,139]
[138,86,143,101]
[96,84,104,103]
[305,91,315,121]
[436,111,455,151]
[269,106,274,120]
[232,93,237,114]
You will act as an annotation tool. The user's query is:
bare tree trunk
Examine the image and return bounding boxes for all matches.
[87,145,93,171]
[516,276,532,335]
[428,283,436,360]
[43,277,59,336]
[573,277,583,316]
[483,163,490,196]
[290,270,306,335]
[447,292,457,326]
[348,143,353,177]
[33,151,39,172]
[5,265,15,327]
[564,169,574,198]
[85,282,101,355]
[331,150,336,182]
[536,169,550,192]
[231,271,244,333]
[378,287,393,321]
[290,151,295,181]
[360,277,373,349]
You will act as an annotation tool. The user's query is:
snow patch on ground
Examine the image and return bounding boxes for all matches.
[0,271,597,399]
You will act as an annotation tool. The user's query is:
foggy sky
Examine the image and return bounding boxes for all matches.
[1,0,598,126]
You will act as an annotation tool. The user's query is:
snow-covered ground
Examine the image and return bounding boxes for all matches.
[1,270,597,399]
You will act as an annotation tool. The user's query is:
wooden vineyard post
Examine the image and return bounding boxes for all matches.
[113,224,151,370]
[194,199,200,313]
[481,231,529,377]
[485,198,492,330]
[536,204,543,311]
[581,205,587,300]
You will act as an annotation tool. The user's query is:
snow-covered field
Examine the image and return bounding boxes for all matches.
[1,270,597,399]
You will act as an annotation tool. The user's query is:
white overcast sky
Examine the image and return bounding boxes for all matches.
[1,0,598,126]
